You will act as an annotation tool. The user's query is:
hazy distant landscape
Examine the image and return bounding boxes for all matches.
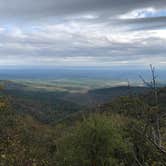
[0,67,166,92]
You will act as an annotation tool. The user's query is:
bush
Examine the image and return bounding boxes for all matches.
[56,114,130,166]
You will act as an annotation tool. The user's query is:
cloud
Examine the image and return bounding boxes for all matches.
[0,22,165,67]
[0,0,165,20]
[0,0,165,67]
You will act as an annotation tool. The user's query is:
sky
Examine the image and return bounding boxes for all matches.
[0,0,166,68]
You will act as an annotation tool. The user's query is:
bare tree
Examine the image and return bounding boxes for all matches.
[140,64,162,149]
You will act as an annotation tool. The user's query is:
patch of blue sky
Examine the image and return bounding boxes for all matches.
[143,9,166,18]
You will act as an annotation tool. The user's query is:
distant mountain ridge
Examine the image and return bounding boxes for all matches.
[0,80,151,123]
[1,80,150,105]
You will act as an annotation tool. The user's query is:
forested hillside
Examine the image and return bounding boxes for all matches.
[1,85,166,165]
[1,81,150,124]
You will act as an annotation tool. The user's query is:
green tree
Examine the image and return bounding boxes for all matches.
[56,114,130,166]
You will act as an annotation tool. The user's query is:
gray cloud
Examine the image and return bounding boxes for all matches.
[0,0,165,20]
[118,16,166,31]
[0,0,165,66]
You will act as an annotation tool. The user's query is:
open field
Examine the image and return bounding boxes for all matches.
[10,79,130,93]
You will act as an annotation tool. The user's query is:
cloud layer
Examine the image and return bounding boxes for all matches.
[0,0,166,19]
[0,0,166,67]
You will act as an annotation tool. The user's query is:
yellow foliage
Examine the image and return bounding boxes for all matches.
[1,154,6,159]
[0,101,7,108]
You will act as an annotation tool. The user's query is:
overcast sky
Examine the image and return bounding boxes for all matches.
[0,0,166,68]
